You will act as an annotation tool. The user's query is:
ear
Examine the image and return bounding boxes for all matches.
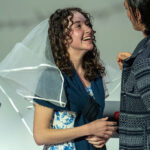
[136,9,142,23]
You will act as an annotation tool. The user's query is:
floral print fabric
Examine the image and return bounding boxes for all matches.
[45,87,93,150]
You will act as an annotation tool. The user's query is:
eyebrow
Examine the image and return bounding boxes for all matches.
[73,21,81,24]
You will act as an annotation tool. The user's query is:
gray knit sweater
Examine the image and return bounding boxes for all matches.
[119,35,150,150]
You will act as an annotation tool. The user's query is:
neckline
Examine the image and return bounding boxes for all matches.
[76,71,91,88]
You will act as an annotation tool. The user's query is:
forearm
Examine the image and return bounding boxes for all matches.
[33,104,117,145]
[34,124,90,145]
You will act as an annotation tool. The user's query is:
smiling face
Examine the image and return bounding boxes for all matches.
[66,11,94,54]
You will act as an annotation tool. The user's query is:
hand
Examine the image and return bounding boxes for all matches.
[86,135,107,148]
[87,117,117,139]
[117,52,131,70]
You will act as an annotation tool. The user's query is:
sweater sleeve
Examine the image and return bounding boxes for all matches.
[134,58,150,111]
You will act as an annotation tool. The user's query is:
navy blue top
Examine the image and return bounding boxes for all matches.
[34,71,105,150]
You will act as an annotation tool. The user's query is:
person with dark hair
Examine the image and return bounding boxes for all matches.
[117,0,150,149]
[33,8,117,150]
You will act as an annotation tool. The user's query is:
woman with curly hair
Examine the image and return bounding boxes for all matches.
[33,7,117,150]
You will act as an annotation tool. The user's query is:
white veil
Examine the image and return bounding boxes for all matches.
[0,18,121,135]
[0,19,67,135]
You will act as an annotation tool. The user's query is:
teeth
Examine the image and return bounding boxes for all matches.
[83,37,91,41]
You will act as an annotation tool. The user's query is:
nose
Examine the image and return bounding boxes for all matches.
[84,24,92,34]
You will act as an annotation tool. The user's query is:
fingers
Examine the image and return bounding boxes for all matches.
[100,117,108,121]
[86,136,106,148]
[106,121,117,126]
[86,135,105,142]
[89,118,117,137]
[117,52,131,70]
[105,125,118,135]
[88,139,105,145]
[93,143,105,148]
[118,61,123,70]
[117,55,124,70]
[117,52,131,61]
[100,124,117,138]
[106,126,118,132]
[103,131,114,138]
[103,126,118,139]
[99,118,117,126]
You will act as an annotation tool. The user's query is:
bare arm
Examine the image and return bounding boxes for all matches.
[33,103,117,145]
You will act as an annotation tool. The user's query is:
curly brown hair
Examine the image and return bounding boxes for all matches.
[48,7,105,81]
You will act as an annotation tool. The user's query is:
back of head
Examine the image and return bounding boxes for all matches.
[126,0,150,35]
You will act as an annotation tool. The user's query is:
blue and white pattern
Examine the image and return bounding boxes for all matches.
[45,87,94,150]
[86,87,94,97]
[45,111,76,150]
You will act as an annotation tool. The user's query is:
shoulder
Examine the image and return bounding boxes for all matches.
[142,41,150,58]
[132,42,150,74]
[133,58,150,75]
[131,58,150,93]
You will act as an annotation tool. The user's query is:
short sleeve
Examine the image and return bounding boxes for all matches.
[33,98,65,110]
[33,72,69,110]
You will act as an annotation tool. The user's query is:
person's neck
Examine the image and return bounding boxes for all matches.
[70,55,83,74]
[141,25,147,38]
[143,32,147,38]
[68,49,85,74]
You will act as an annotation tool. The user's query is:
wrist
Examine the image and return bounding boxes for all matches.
[83,123,92,136]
